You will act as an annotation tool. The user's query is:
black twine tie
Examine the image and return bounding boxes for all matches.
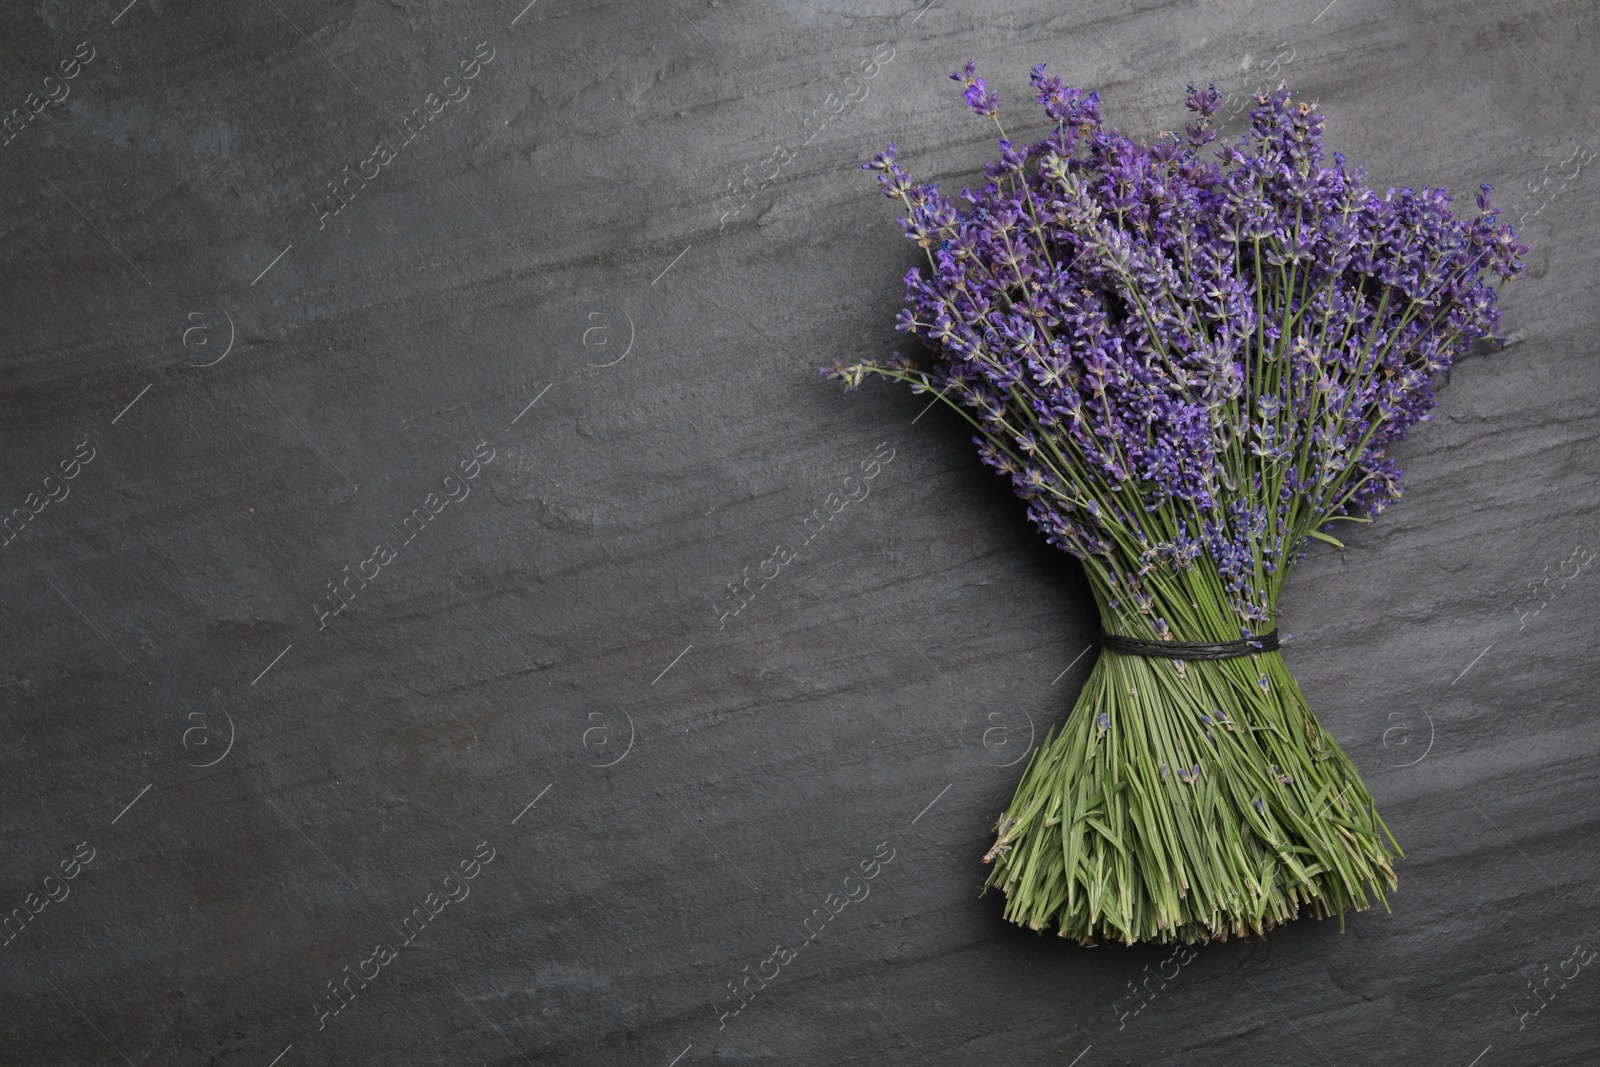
[1099,630,1280,661]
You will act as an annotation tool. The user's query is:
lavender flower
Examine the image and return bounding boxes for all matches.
[829,69,1525,637]
[951,59,999,117]
[831,65,1522,946]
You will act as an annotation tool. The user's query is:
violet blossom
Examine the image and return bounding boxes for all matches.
[826,65,1526,641]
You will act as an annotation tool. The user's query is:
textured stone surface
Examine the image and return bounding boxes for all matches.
[2,1,1597,1064]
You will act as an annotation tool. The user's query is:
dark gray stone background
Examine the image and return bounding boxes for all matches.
[2,0,1596,1064]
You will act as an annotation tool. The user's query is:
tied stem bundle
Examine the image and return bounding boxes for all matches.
[823,66,1527,945]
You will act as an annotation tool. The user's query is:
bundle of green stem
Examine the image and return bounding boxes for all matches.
[824,70,1525,943]
[983,577,1398,944]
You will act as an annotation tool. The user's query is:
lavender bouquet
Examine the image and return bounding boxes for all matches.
[824,65,1527,945]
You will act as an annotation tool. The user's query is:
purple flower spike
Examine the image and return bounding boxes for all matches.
[964,78,999,118]
[1185,82,1223,118]
[951,59,998,117]
[863,142,898,173]
[827,80,1526,944]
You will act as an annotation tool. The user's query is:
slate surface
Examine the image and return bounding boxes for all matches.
[2,1,1597,1065]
